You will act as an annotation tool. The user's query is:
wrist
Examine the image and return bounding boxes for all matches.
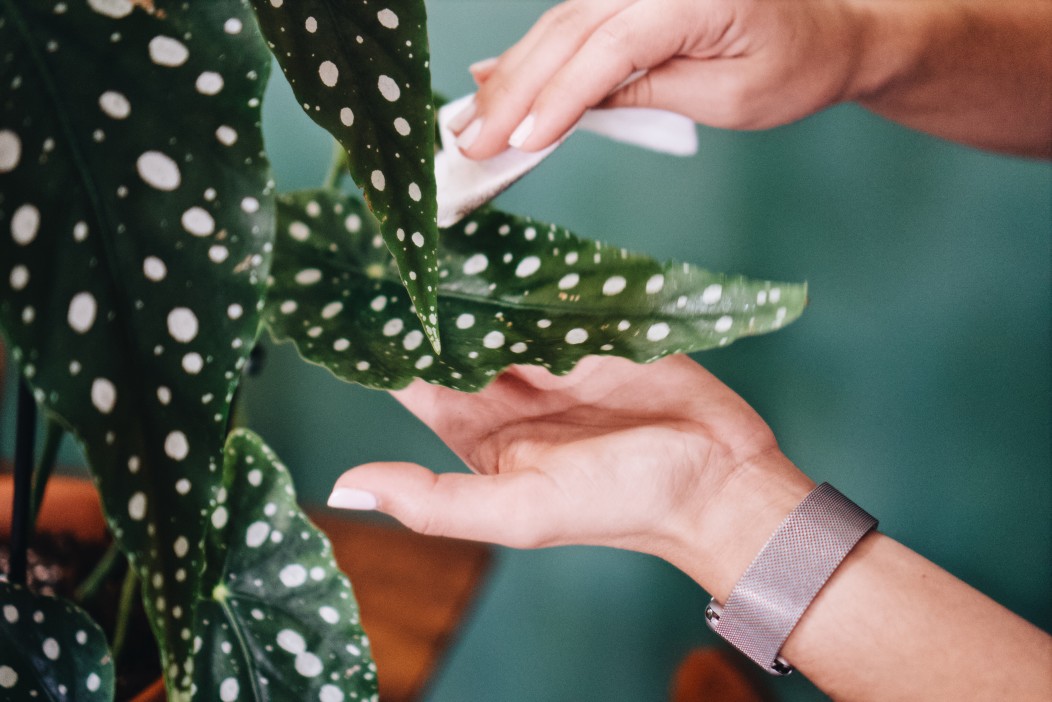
[840,0,927,104]
[660,449,814,601]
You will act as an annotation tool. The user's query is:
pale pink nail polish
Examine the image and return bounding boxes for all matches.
[457,118,483,151]
[327,488,378,510]
[469,57,498,75]
[447,98,477,134]
[508,114,535,149]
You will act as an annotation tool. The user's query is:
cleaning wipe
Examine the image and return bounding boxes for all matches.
[435,93,698,228]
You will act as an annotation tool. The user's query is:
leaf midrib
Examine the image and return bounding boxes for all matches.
[292,246,753,321]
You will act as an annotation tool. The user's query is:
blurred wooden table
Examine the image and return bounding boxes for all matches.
[312,508,493,701]
[1,474,493,701]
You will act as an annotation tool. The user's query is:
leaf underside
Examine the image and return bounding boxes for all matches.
[0,0,274,696]
[266,190,807,392]
[0,581,115,702]
[249,0,440,350]
[192,429,378,702]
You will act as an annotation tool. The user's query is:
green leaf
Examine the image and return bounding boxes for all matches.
[249,0,441,351]
[192,429,378,702]
[266,190,807,392]
[0,581,115,701]
[0,1,274,696]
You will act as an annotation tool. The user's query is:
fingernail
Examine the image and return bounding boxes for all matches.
[447,98,477,133]
[508,113,535,149]
[327,488,378,511]
[457,117,483,151]
[469,57,498,76]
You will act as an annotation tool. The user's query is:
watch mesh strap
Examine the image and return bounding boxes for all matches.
[705,483,877,675]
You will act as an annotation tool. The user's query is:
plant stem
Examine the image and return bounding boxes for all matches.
[8,380,36,585]
[29,419,64,527]
[323,139,349,190]
[74,542,123,604]
[111,564,139,665]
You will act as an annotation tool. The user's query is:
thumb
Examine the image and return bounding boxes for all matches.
[328,462,556,549]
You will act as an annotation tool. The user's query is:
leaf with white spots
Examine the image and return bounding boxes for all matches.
[266,191,807,392]
[0,581,115,701]
[192,429,378,702]
[249,0,440,352]
[0,1,275,697]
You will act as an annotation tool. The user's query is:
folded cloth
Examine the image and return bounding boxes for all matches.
[435,92,698,228]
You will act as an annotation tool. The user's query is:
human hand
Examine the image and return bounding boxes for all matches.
[329,355,812,596]
[447,0,867,159]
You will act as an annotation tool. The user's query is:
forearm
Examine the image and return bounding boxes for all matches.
[847,0,1052,158]
[662,452,1052,701]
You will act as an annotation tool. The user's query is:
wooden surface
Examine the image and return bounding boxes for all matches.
[313,508,493,701]
[0,474,493,701]
[671,648,771,702]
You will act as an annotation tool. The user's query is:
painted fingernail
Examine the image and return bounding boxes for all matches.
[457,117,483,151]
[447,98,477,133]
[469,57,498,76]
[327,488,378,510]
[508,113,535,149]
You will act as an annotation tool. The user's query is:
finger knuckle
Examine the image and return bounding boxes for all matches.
[538,2,585,33]
[591,19,629,52]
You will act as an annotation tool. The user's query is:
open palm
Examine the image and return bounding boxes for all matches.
[333,354,782,557]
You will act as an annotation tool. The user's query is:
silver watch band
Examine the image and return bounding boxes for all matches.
[704,482,877,676]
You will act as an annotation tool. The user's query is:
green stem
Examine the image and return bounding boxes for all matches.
[29,419,64,528]
[323,139,349,190]
[111,564,139,665]
[74,541,122,604]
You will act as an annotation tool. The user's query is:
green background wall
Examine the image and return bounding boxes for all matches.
[3,2,1049,700]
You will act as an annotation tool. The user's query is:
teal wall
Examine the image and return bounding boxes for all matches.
[3,2,1048,700]
[248,2,1051,700]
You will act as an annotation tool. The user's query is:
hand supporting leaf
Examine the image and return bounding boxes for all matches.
[266,190,806,392]
[250,0,441,351]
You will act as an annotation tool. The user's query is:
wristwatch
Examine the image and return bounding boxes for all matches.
[704,482,878,675]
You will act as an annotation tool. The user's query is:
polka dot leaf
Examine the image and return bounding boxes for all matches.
[0,581,114,701]
[265,190,807,392]
[249,0,440,352]
[193,429,378,702]
[0,1,275,698]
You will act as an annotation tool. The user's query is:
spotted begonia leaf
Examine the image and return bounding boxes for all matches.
[0,1,274,697]
[249,0,440,351]
[265,190,807,392]
[192,429,378,702]
[0,581,115,701]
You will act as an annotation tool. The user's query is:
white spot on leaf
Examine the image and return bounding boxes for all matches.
[378,75,400,101]
[319,61,339,87]
[148,36,189,67]
[99,91,131,119]
[565,328,588,345]
[11,204,40,245]
[0,130,21,173]
[67,292,97,333]
[167,308,199,343]
[136,151,181,190]
[646,322,670,341]
[165,431,189,460]
[181,207,214,236]
[91,378,117,414]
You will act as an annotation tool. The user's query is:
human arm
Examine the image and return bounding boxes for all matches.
[448,0,1052,160]
[329,356,1052,700]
